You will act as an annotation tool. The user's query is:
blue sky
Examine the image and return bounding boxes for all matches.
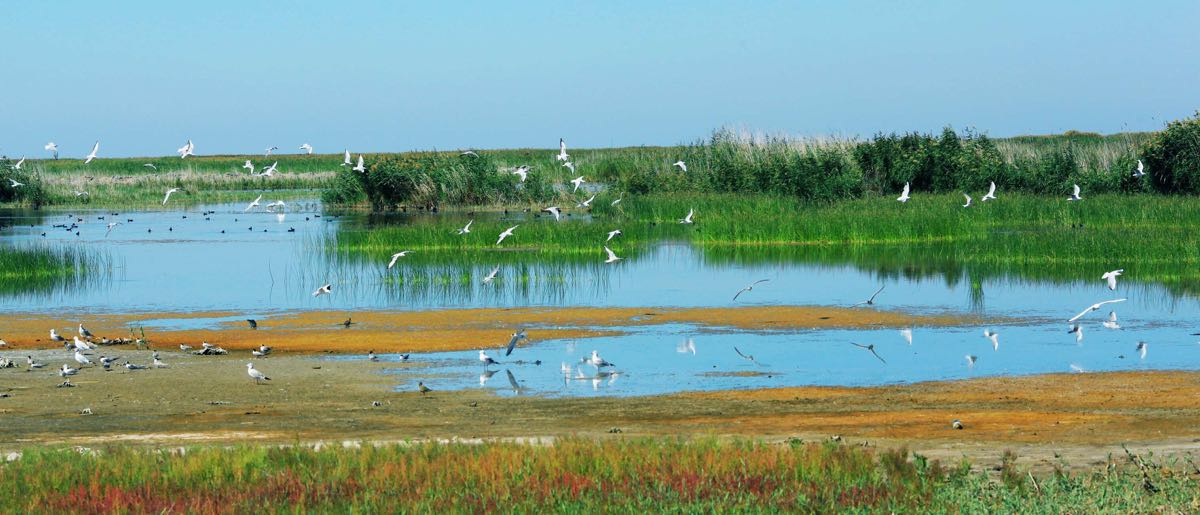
[2,1,1197,158]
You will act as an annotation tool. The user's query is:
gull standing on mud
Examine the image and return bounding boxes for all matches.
[79,323,94,340]
[732,279,770,301]
[479,350,499,368]
[73,336,94,351]
[50,328,65,343]
[1102,269,1123,290]
[1068,184,1082,201]
[387,251,412,269]
[896,182,910,203]
[603,246,622,264]
[482,265,500,284]
[984,329,1000,351]
[456,220,473,235]
[1068,298,1127,322]
[247,363,270,384]
[312,284,333,297]
[85,141,100,164]
[849,342,886,364]
[496,225,518,245]
[162,188,179,205]
[982,181,997,201]
[74,350,93,366]
[679,208,694,224]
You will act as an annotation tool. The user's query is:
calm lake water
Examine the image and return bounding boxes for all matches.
[3,199,1199,395]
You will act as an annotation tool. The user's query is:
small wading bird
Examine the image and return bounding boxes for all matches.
[1068,184,1082,201]
[556,138,570,162]
[606,229,621,242]
[732,279,770,301]
[177,139,194,158]
[672,160,687,172]
[603,246,622,264]
[60,364,79,378]
[982,181,997,201]
[505,328,527,356]
[367,350,378,362]
[983,329,999,351]
[570,175,585,192]
[542,206,562,221]
[679,208,694,224]
[852,285,885,307]
[247,363,270,384]
[299,143,313,155]
[27,356,46,369]
[511,165,529,182]
[342,318,354,328]
[1102,311,1122,330]
[896,182,910,203]
[457,220,473,235]
[1102,269,1123,290]
[353,155,365,173]
[962,193,972,208]
[849,342,886,364]
[74,350,93,366]
[85,141,100,164]
[387,251,411,269]
[479,350,499,368]
[312,284,333,297]
[1068,323,1084,343]
[496,225,518,245]
[1134,159,1146,178]
[1068,298,1127,322]
[611,195,623,206]
[74,336,94,351]
[482,265,500,284]
[162,188,179,205]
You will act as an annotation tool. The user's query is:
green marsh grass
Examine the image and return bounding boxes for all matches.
[0,243,109,296]
[1,440,1194,512]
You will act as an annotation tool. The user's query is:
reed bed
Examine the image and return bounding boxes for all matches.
[0,440,1192,512]
[0,244,109,296]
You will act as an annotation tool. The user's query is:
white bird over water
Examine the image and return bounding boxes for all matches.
[586,350,614,368]
[1102,269,1123,290]
[982,181,997,201]
[85,141,100,164]
[542,206,562,221]
[899,328,913,345]
[105,222,119,236]
[606,229,621,242]
[457,220,473,235]
[1068,298,1127,322]
[965,354,978,368]
[177,139,194,158]
[243,160,255,174]
[162,188,179,205]
[570,175,585,192]
[679,208,695,224]
[673,160,687,172]
[244,194,263,212]
[1068,323,1084,343]
[299,143,313,155]
[353,155,365,173]
[603,246,622,264]
[1134,159,1146,178]
[479,350,499,368]
[312,284,333,297]
[387,251,411,269]
[1136,341,1147,359]
[511,165,529,182]
[677,337,696,355]
[962,193,972,208]
[342,149,351,166]
[556,138,570,162]
[577,194,596,208]
[247,363,270,384]
[496,225,518,245]
[983,329,1000,351]
[897,182,911,202]
[732,279,769,301]
[1068,184,1082,201]
[482,265,500,284]
[1102,311,1122,330]
[45,142,58,158]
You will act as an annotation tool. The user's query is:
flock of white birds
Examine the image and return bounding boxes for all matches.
[7,139,1154,392]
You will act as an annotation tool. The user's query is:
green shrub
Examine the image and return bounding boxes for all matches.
[1143,111,1200,194]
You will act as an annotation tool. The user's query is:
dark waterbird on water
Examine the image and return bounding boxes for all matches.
[342,318,354,328]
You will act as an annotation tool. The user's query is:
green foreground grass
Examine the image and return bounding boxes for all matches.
[334,193,1200,297]
[1,440,1195,512]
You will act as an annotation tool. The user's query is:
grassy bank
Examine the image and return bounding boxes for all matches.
[0,440,1193,512]
[0,244,107,296]
[332,193,1200,296]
